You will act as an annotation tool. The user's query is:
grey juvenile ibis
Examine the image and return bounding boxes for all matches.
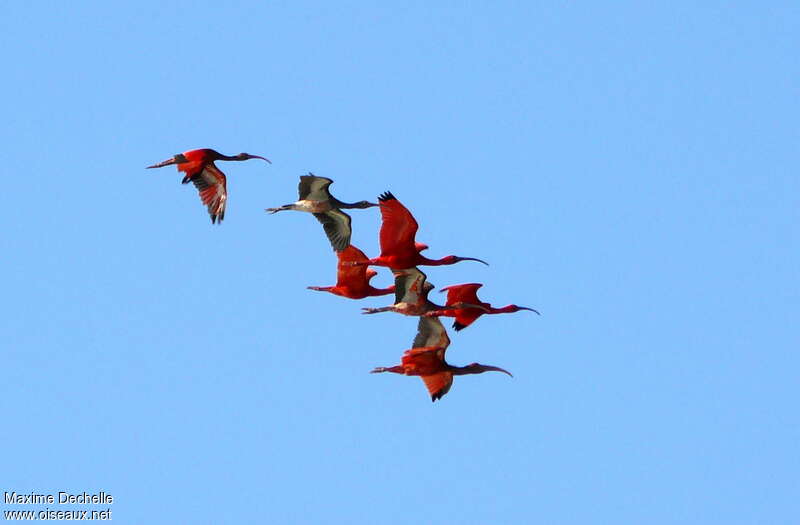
[265,174,377,251]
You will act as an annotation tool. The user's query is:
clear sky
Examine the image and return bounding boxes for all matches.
[2,2,798,523]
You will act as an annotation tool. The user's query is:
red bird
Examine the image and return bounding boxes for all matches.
[361,267,488,317]
[371,316,512,402]
[147,148,270,223]
[307,245,395,299]
[356,192,488,270]
[425,283,539,331]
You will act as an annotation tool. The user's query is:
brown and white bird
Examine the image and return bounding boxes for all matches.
[360,267,488,317]
[265,174,377,251]
[147,148,270,223]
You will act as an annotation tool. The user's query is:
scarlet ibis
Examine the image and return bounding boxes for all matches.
[425,283,540,331]
[361,267,489,317]
[147,148,270,223]
[265,174,377,251]
[355,192,488,270]
[307,245,395,299]
[371,317,512,402]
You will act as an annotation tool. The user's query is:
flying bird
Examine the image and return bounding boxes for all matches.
[371,316,512,402]
[147,148,270,223]
[265,174,377,251]
[307,245,395,299]
[354,192,488,270]
[425,283,540,331]
[360,267,488,317]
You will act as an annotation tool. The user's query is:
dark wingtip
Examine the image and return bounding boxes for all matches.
[453,321,466,331]
[378,191,396,203]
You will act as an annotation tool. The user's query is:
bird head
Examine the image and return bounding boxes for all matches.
[463,363,513,377]
[510,305,540,315]
[234,153,272,163]
[446,255,489,266]
[355,200,379,209]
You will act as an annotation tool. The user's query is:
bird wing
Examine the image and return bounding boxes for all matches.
[313,209,352,251]
[335,245,370,288]
[392,267,427,305]
[377,192,418,256]
[441,283,483,304]
[401,347,453,401]
[412,316,451,350]
[440,284,486,330]
[299,175,334,201]
[188,163,227,224]
[421,373,454,401]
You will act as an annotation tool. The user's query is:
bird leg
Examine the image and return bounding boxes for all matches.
[361,306,395,315]
[264,204,294,214]
[307,286,333,292]
[370,366,403,374]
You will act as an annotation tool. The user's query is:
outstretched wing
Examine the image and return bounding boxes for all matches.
[412,316,451,350]
[421,373,454,401]
[441,283,483,305]
[401,347,453,402]
[441,283,486,331]
[186,163,227,224]
[377,192,418,257]
[299,174,334,201]
[392,267,427,305]
[335,245,370,288]
[313,209,352,251]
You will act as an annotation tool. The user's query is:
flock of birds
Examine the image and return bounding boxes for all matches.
[147,148,539,402]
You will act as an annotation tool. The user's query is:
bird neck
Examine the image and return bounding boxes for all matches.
[418,255,454,266]
[492,305,518,314]
[450,364,482,376]
[216,153,242,162]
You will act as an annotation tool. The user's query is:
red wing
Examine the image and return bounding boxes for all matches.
[402,346,446,370]
[420,373,454,401]
[401,346,452,400]
[335,245,370,288]
[441,283,483,305]
[378,193,418,257]
[190,163,228,223]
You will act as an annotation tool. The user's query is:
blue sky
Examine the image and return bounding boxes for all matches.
[2,2,798,523]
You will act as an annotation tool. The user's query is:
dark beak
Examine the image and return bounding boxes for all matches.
[518,306,541,315]
[250,155,272,164]
[484,365,513,377]
[460,257,489,266]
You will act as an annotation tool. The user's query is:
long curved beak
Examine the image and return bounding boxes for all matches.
[484,365,513,377]
[459,257,489,266]
[251,155,272,164]
[146,158,177,169]
[518,306,541,315]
